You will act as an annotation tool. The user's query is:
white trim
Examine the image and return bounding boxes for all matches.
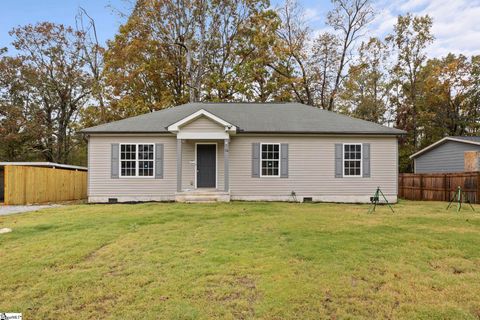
[119,143,155,178]
[231,195,398,203]
[176,132,229,140]
[410,137,480,159]
[342,143,363,178]
[194,143,218,189]
[259,143,281,178]
[88,196,175,203]
[168,109,237,133]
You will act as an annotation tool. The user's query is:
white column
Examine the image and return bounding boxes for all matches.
[177,139,182,192]
[224,139,229,192]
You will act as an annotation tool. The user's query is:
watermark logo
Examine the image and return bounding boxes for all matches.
[0,313,22,320]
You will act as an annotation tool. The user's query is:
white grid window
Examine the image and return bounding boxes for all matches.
[261,143,280,177]
[343,144,362,177]
[120,144,154,177]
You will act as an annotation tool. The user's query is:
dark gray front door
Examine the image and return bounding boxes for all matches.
[197,144,216,188]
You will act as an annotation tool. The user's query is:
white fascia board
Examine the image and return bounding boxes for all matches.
[167,109,237,133]
[176,132,230,140]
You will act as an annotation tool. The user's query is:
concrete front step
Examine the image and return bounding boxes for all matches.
[175,191,230,203]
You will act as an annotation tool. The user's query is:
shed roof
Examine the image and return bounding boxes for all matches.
[450,136,480,142]
[0,162,88,171]
[410,136,480,159]
[81,102,405,135]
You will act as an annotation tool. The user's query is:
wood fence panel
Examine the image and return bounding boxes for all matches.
[399,172,480,203]
[4,165,87,205]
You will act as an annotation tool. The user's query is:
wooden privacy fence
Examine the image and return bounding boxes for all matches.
[399,172,480,203]
[4,165,87,205]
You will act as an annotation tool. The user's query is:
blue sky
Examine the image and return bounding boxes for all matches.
[1,0,479,57]
[0,0,130,49]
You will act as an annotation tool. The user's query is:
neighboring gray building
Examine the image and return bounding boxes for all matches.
[81,102,405,203]
[410,136,480,173]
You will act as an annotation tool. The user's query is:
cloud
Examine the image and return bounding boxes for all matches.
[306,0,480,58]
[304,8,322,22]
[373,0,480,57]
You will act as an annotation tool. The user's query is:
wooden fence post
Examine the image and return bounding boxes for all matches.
[444,174,448,202]
[4,166,8,205]
[419,174,424,201]
[477,172,480,204]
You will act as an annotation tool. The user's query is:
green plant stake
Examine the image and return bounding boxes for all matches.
[368,187,394,214]
[446,186,475,212]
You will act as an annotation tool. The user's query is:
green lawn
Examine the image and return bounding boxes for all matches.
[1,201,480,319]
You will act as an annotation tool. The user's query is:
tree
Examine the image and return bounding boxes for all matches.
[76,8,108,128]
[0,54,37,160]
[6,22,93,163]
[387,14,434,172]
[101,0,277,119]
[339,37,389,123]
[326,0,374,110]
[465,55,480,134]
[387,14,434,144]
[267,0,314,105]
[203,1,282,102]
[310,32,341,109]
[418,54,479,146]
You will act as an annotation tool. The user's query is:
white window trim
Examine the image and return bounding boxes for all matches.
[260,143,281,178]
[119,143,155,178]
[194,142,218,189]
[342,143,363,178]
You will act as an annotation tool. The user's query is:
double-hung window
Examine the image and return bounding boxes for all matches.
[343,144,362,177]
[261,143,280,177]
[120,144,154,177]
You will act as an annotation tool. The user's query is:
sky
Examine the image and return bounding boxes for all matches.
[1,0,479,58]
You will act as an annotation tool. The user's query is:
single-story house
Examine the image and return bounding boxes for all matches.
[410,136,480,173]
[81,102,405,203]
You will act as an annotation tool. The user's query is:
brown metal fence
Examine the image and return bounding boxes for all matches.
[399,172,480,203]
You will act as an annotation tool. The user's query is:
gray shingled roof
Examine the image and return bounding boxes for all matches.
[410,136,480,159]
[81,102,405,135]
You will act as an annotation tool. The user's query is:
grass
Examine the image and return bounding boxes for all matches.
[0,201,480,319]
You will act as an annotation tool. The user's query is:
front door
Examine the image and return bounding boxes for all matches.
[196,144,216,188]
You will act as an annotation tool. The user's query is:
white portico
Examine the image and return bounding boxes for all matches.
[167,109,236,201]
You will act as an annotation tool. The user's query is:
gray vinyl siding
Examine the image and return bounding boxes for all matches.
[87,134,398,202]
[229,136,397,199]
[414,141,480,173]
[88,135,177,200]
[180,116,224,132]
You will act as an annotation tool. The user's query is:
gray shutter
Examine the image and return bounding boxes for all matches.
[363,143,370,178]
[155,143,164,179]
[111,143,119,179]
[280,143,288,178]
[335,144,343,178]
[252,143,260,178]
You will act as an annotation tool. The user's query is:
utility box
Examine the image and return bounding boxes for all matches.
[464,151,480,172]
